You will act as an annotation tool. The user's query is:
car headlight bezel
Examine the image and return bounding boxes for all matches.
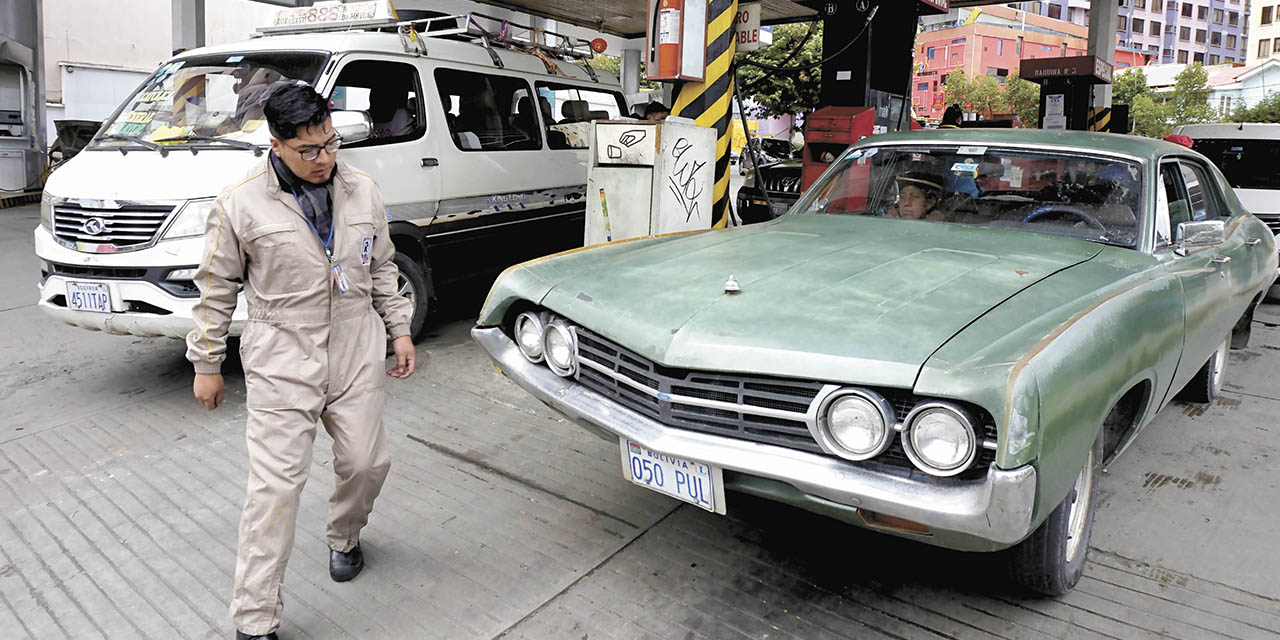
[161,198,217,240]
[901,401,978,477]
[542,320,578,377]
[814,388,895,461]
[39,192,54,231]
[514,311,547,363]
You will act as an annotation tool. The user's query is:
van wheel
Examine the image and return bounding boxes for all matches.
[1009,428,1103,596]
[394,252,430,341]
[1179,335,1230,403]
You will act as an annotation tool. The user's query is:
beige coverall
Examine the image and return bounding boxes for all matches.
[186,159,412,635]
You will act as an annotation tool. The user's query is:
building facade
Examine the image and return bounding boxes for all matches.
[1015,0,1250,65]
[1246,1,1280,65]
[912,5,1152,120]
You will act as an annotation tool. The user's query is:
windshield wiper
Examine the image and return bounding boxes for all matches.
[95,134,168,157]
[151,134,264,156]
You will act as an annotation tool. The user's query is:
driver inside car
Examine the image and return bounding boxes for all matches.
[886,162,949,221]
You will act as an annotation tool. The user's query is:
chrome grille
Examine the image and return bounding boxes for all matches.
[760,172,802,194]
[52,203,176,250]
[574,327,999,478]
[1255,213,1280,235]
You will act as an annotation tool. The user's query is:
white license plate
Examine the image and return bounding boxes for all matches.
[620,440,725,514]
[66,281,111,314]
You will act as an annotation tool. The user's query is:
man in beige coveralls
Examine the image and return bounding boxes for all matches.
[188,84,416,640]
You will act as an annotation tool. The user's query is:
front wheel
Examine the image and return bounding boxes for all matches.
[393,252,430,341]
[1008,428,1103,596]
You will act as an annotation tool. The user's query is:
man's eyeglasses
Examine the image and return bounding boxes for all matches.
[286,137,341,161]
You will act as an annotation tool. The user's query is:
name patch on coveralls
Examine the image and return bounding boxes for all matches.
[360,236,374,266]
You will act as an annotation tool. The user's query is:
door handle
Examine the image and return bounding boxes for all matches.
[1211,255,1232,263]
[421,157,439,168]
[1246,238,1263,246]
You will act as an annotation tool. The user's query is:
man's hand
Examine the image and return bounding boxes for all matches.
[194,373,225,410]
[387,335,417,379]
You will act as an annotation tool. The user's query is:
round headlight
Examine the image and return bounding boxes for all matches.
[514,312,545,362]
[827,395,890,457]
[543,322,577,377]
[903,403,977,477]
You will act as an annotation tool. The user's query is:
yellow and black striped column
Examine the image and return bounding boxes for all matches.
[1087,107,1112,132]
[671,0,738,229]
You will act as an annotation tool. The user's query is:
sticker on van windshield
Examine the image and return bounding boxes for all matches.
[226,55,244,63]
[951,161,980,176]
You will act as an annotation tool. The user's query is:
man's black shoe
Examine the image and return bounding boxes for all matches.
[329,544,364,582]
[235,631,278,640]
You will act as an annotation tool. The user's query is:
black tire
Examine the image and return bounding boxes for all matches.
[1178,335,1230,403]
[393,252,431,341]
[1009,428,1103,596]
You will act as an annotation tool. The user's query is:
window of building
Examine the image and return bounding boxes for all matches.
[1194,51,1205,63]
[1260,39,1272,58]
[1210,31,1222,46]
[1196,5,1207,19]
[1017,36,1024,55]
[1209,54,1220,64]
[1265,7,1275,25]
[927,47,935,59]
[1178,49,1189,63]
[1220,95,1232,115]
[1182,3,1192,17]
[1152,0,1163,10]
[1048,4,1062,19]
[1195,28,1207,43]
[330,60,425,148]
[1151,21,1162,36]
[1133,18,1145,32]
[1136,0,1146,7]
[1119,16,1128,30]
[1229,11,1239,26]
[917,82,930,91]
[952,38,967,44]
[1150,44,1160,53]
[436,68,542,152]
[1180,26,1191,40]
[996,39,1004,56]
[1213,8,1224,23]
[1274,38,1280,53]
[1227,34,1237,49]
[1163,47,1173,57]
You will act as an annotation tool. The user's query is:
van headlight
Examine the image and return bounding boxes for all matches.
[162,198,216,240]
[543,320,578,377]
[40,192,54,231]
[902,402,978,477]
[816,389,894,460]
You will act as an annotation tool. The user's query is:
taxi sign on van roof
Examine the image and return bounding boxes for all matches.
[259,0,397,35]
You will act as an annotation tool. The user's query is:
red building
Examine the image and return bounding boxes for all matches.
[913,5,1154,121]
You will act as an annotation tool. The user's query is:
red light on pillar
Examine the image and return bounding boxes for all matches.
[590,38,608,54]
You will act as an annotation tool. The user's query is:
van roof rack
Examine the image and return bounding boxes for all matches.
[256,11,600,80]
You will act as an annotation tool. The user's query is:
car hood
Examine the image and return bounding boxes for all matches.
[540,215,1103,387]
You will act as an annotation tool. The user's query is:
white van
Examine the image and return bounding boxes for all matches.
[35,7,627,340]
[1174,123,1280,297]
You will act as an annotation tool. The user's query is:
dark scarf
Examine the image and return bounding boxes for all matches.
[270,151,335,241]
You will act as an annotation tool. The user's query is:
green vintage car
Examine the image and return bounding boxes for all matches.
[472,129,1278,595]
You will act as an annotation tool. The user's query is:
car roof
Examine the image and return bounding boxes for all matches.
[1174,122,1280,140]
[859,128,1184,160]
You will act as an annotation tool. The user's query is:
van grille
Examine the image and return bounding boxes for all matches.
[52,203,176,250]
[1255,213,1280,235]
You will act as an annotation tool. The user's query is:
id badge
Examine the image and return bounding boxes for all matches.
[360,235,374,266]
[332,263,350,294]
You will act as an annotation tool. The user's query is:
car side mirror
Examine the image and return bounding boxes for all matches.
[1175,219,1225,256]
[331,110,373,145]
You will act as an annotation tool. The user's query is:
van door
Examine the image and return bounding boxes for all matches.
[323,55,439,223]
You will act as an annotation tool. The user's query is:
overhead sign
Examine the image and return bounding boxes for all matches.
[1020,55,1114,85]
[263,0,395,33]
[735,2,764,52]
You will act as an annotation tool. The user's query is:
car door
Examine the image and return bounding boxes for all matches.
[1158,158,1247,399]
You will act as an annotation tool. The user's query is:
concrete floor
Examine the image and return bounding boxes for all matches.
[4,202,1280,639]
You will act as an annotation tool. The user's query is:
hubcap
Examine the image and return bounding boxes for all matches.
[1210,338,1229,395]
[1064,448,1094,564]
[397,272,416,323]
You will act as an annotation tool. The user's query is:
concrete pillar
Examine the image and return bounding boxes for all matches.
[172,0,206,54]
[1087,0,1117,107]
[621,48,641,98]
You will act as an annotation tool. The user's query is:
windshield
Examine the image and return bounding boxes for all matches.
[1189,138,1280,190]
[92,51,328,150]
[794,145,1145,248]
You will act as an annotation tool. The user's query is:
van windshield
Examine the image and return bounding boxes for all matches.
[1191,138,1280,190]
[92,51,328,151]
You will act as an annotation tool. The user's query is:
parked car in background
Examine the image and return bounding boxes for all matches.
[738,136,799,175]
[475,129,1276,596]
[735,158,802,223]
[1174,122,1280,297]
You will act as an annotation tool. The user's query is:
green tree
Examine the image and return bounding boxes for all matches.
[1004,72,1040,126]
[1123,63,1218,138]
[1112,67,1149,106]
[588,54,657,92]
[943,69,1011,118]
[734,22,823,119]
[1231,92,1280,122]
[1130,93,1174,138]
[1168,62,1216,125]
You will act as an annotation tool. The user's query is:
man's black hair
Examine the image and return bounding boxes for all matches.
[264,83,331,141]
[941,104,964,127]
[644,101,670,117]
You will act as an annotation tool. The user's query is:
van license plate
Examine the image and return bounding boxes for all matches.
[66,281,111,314]
[620,440,725,514]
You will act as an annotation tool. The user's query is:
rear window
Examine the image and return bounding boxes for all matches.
[1190,138,1280,190]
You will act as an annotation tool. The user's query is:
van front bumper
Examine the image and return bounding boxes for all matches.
[472,325,1039,550]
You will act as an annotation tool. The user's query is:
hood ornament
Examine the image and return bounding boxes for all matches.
[723,274,741,296]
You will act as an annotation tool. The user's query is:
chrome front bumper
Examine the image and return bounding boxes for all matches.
[472,326,1038,546]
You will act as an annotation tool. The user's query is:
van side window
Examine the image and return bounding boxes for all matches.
[1177,161,1227,220]
[330,60,424,147]
[534,82,627,149]
[435,68,540,151]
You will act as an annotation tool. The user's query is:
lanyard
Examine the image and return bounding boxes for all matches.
[293,188,335,262]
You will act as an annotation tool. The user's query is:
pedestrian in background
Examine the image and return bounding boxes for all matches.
[940,104,964,129]
[188,83,416,640]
